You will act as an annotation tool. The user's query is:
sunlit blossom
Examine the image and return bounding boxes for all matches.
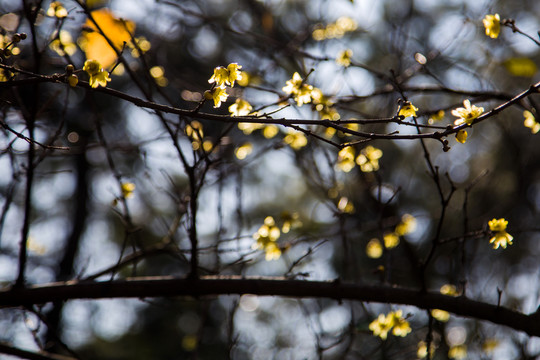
[336,49,353,67]
[452,100,484,125]
[398,101,418,118]
[483,14,500,39]
[524,110,540,134]
[229,98,253,116]
[488,218,513,249]
[83,59,111,88]
[356,145,382,172]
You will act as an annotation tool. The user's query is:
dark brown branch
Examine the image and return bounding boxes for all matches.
[1,276,539,337]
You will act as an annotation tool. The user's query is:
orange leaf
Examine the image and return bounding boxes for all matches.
[79,8,135,69]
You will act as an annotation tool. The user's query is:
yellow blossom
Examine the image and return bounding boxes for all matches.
[369,310,411,340]
[524,110,540,134]
[440,284,459,296]
[488,218,513,249]
[67,74,78,87]
[238,122,264,135]
[383,232,399,249]
[448,345,467,360]
[205,87,229,108]
[452,99,484,125]
[398,101,418,118]
[282,72,314,106]
[281,211,301,233]
[417,341,436,359]
[337,196,354,213]
[283,129,308,150]
[235,143,253,160]
[50,30,77,56]
[208,63,243,88]
[312,88,340,120]
[263,125,279,138]
[428,110,445,124]
[336,49,353,67]
[369,313,393,340]
[337,146,356,172]
[483,14,500,39]
[226,63,243,87]
[366,238,383,258]
[456,129,468,143]
[229,98,253,116]
[395,214,417,236]
[431,309,450,322]
[47,1,68,18]
[121,182,135,198]
[253,216,281,261]
[356,145,382,172]
[83,60,111,88]
[390,310,412,337]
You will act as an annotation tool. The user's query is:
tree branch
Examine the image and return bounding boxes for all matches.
[1,276,538,337]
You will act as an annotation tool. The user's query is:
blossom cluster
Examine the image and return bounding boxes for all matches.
[369,310,411,340]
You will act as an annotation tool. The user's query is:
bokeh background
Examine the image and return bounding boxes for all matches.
[1,0,540,359]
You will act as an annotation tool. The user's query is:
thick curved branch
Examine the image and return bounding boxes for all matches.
[1,276,539,337]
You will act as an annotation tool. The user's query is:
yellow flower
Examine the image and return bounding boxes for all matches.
[67,74,78,87]
[208,66,229,88]
[452,99,484,125]
[369,313,393,340]
[121,182,135,198]
[280,211,301,233]
[395,214,417,236]
[490,231,513,249]
[431,309,450,322]
[312,88,340,120]
[226,63,243,87]
[50,30,77,56]
[208,63,243,88]
[238,122,263,135]
[337,146,356,172]
[264,242,282,261]
[483,14,501,39]
[488,218,513,249]
[369,310,411,339]
[383,232,399,249]
[356,145,382,172]
[390,310,412,337]
[205,87,229,108]
[366,238,383,258]
[428,110,445,124]
[456,129,468,143]
[262,125,279,138]
[440,284,458,296]
[336,49,353,67]
[282,72,314,106]
[488,218,508,232]
[417,341,436,359]
[283,129,308,150]
[398,101,418,118]
[229,98,253,116]
[252,216,281,261]
[337,197,354,213]
[83,60,111,88]
[448,345,467,360]
[235,143,253,160]
[524,110,540,134]
[47,1,68,18]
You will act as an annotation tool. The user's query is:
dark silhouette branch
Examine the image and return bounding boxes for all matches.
[1,276,539,337]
